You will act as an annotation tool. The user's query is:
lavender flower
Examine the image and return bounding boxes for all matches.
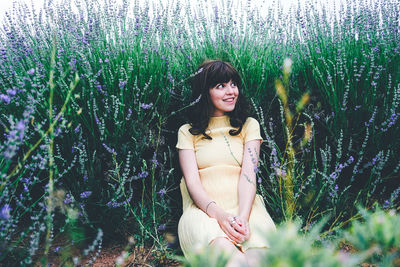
[6,88,16,96]
[254,165,259,173]
[64,193,73,204]
[151,158,158,167]
[80,191,92,199]
[140,103,153,109]
[0,94,10,104]
[27,68,35,75]
[158,188,166,196]
[138,171,149,179]
[106,200,124,208]
[119,81,127,88]
[0,204,11,220]
[157,224,166,231]
[383,200,390,209]
[74,124,81,133]
[275,168,286,179]
[102,143,116,155]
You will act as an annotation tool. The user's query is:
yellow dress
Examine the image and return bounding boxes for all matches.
[176,115,276,257]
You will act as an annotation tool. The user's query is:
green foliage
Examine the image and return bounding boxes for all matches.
[260,221,356,267]
[177,246,230,267]
[345,206,400,266]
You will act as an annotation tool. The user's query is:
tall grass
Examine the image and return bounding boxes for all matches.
[0,0,399,264]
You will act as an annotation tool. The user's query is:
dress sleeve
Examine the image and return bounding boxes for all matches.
[243,117,263,143]
[176,124,194,150]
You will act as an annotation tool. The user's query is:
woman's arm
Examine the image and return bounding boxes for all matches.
[178,149,246,243]
[237,139,261,238]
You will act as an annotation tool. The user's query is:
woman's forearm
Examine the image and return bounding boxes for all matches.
[238,140,261,220]
[179,149,223,218]
[185,178,224,218]
[238,172,256,220]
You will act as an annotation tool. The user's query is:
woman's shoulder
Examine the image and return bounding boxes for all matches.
[243,117,260,128]
[178,123,192,132]
[177,123,194,137]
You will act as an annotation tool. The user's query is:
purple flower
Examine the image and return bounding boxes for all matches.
[16,120,25,132]
[68,59,77,71]
[102,143,116,155]
[157,224,166,231]
[138,171,149,179]
[140,103,153,109]
[0,204,11,220]
[275,168,286,179]
[64,193,73,204]
[80,191,92,199]
[0,94,10,104]
[330,172,338,180]
[254,165,259,173]
[151,158,158,167]
[158,188,166,196]
[119,81,127,88]
[27,68,35,75]
[74,124,81,133]
[383,200,390,209]
[6,89,16,96]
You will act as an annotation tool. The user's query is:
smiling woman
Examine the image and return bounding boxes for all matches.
[176,60,276,267]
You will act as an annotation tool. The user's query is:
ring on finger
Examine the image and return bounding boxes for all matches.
[230,219,236,225]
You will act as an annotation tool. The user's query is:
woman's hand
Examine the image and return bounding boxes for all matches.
[215,211,246,244]
[233,216,250,242]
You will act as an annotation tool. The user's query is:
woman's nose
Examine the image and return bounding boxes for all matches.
[226,84,235,93]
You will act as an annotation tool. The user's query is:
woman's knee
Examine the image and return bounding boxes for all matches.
[244,248,267,266]
[209,237,237,252]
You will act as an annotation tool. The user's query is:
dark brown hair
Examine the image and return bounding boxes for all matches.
[188,59,249,139]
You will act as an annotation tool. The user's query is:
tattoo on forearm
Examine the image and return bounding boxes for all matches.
[243,173,256,186]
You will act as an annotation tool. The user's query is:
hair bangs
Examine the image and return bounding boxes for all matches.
[206,62,241,89]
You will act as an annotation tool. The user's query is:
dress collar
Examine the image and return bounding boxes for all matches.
[208,115,230,128]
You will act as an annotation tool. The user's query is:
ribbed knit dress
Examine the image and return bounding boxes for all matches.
[176,115,276,257]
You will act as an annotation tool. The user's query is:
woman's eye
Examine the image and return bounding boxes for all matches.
[231,82,236,87]
[217,84,224,89]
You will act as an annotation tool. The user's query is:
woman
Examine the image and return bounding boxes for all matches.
[176,59,276,266]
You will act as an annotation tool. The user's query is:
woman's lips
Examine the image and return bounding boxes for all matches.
[223,97,235,103]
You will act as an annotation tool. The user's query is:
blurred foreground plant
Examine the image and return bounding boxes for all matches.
[344,206,400,266]
[260,220,358,267]
[177,246,229,267]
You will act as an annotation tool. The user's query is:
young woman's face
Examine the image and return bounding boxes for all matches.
[208,79,239,116]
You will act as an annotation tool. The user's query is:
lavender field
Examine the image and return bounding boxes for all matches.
[0,0,399,265]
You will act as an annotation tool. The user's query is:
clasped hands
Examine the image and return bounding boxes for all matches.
[216,211,250,244]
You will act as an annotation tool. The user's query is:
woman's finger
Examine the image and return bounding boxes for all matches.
[223,222,244,243]
[228,224,246,242]
[223,227,239,243]
[232,220,246,235]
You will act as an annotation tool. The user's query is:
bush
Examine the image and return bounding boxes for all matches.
[345,206,400,266]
